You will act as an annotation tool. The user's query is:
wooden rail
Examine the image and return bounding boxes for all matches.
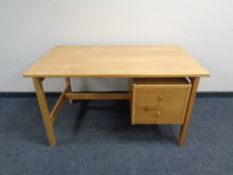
[65,92,130,100]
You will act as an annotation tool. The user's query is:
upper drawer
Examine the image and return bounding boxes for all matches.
[135,85,190,108]
[134,78,191,107]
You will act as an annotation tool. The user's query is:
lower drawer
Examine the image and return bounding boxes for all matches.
[131,78,191,124]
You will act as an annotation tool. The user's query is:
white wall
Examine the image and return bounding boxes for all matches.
[0,0,233,92]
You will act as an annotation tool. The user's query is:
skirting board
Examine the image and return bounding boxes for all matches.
[0,92,233,98]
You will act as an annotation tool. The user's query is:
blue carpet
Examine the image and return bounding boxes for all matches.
[0,95,233,175]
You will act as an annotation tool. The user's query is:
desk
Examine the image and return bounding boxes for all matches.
[23,45,209,146]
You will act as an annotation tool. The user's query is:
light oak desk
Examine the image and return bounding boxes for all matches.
[23,45,209,146]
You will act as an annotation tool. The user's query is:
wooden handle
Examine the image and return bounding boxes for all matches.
[156,111,161,117]
[158,95,164,100]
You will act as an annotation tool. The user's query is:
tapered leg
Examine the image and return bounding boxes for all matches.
[33,78,56,146]
[65,78,73,104]
[178,77,200,146]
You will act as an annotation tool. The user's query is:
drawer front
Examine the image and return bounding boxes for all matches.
[132,85,191,124]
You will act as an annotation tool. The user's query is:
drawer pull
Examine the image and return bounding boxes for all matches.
[156,111,161,117]
[158,95,164,100]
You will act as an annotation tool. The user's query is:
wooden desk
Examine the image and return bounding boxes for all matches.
[23,45,209,146]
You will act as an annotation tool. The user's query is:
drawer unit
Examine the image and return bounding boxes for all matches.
[131,78,191,125]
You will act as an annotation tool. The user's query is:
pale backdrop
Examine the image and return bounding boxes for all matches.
[0,0,232,92]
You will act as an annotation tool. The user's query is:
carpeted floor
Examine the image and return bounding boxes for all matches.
[0,95,233,175]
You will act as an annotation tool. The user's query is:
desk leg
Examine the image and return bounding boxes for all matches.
[33,78,56,146]
[178,77,200,146]
[65,78,73,104]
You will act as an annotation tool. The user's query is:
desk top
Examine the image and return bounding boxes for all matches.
[23,45,209,78]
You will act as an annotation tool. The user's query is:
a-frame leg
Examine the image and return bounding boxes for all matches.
[178,77,200,146]
[33,78,56,146]
[65,78,73,104]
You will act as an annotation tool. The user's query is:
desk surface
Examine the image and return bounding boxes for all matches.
[23,45,209,78]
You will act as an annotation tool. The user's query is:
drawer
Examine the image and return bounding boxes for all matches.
[131,78,191,124]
